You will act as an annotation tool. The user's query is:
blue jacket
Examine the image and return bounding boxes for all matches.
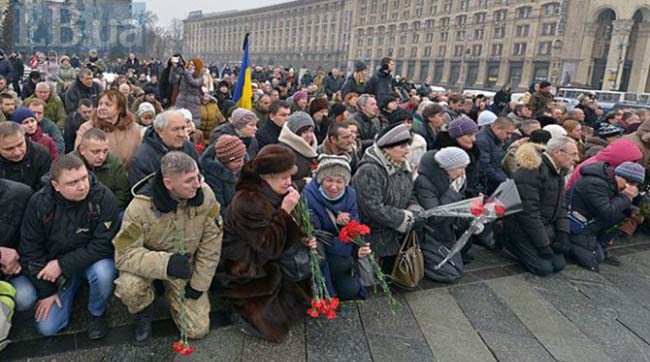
[303,180,359,258]
[476,126,508,194]
[200,145,236,217]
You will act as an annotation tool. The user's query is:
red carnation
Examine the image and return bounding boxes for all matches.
[330,297,340,310]
[309,163,318,170]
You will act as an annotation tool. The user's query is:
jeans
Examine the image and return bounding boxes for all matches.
[9,258,116,336]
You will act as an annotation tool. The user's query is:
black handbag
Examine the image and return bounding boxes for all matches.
[280,242,312,282]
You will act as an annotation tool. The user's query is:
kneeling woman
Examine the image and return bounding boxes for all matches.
[213,145,316,343]
[304,155,371,300]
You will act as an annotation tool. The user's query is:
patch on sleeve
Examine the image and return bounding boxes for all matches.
[113,223,143,252]
[208,204,221,220]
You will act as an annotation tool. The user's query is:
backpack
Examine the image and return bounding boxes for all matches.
[421,239,464,283]
[0,281,16,352]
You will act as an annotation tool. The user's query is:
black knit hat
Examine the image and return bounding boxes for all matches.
[331,103,346,118]
[388,109,412,125]
[529,129,552,144]
[252,144,298,175]
[379,95,397,110]
[354,60,367,72]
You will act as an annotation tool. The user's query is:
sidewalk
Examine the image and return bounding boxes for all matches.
[6,234,650,361]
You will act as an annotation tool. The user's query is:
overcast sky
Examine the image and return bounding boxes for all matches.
[143,0,289,27]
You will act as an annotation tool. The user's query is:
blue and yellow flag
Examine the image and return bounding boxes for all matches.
[232,33,252,110]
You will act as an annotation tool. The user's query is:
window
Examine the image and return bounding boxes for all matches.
[387,48,394,56]
[541,23,557,36]
[403,10,410,18]
[494,26,506,38]
[459,0,469,11]
[456,30,465,41]
[400,23,408,32]
[414,21,421,30]
[426,33,433,42]
[410,47,418,57]
[443,0,452,13]
[438,45,446,57]
[440,32,448,41]
[474,12,486,24]
[400,35,407,43]
[454,45,464,57]
[412,33,420,43]
[543,3,560,16]
[516,24,530,37]
[398,48,405,57]
[431,4,438,15]
[474,28,484,40]
[425,20,434,29]
[440,17,450,27]
[513,42,527,56]
[477,0,488,7]
[538,41,552,55]
[491,43,503,56]
[424,46,432,56]
[377,48,383,57]
[494,9,507,22]
[472,44,482,56]
[456,15,467,26]
[516,6,532,19]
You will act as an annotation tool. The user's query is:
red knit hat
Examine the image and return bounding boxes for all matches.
[215,135,246,164]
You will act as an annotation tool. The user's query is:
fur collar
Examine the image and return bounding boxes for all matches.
[277,123,318,158]
[91,111,137,132]
[514,142,545,170]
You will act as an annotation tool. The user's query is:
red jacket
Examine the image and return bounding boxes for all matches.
[29,126,59,160]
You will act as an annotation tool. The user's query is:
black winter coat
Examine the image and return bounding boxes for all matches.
[65,78,101,113]
[414,123,436,151]
[0,58,13,81]
[341,76,366,97]
[128,127,200,186]
[476,127,508,194]
[0,179,33,250]
[504,151,569,249]
[64,111,87,153]
[0,138,52,191]
[256,120,282,150]
[200,145,237,217]
[350,112,382,152]
[209,122,259,161]
[20,175,119,298]
[323,73,344,98]
[432,131,483,198]
[365,69,393,105]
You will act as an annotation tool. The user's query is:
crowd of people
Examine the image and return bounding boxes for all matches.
[1,48,650,346]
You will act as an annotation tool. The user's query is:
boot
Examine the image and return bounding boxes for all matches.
[134,303,154,345]
[87,313,108,340]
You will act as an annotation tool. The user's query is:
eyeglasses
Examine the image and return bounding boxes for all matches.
[559,149,579,157]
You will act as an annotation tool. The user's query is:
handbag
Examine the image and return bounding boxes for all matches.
[279,242,312,282]
[391,231,424,290]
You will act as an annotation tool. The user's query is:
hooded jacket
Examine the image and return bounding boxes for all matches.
[432,130,483,198]
[65,77,101,113]
[565,139,642,191]
[171,65,204,125]
[28,126,58,160]
[20,174,119,299]
[351,145,422,258]
[583,136,609,159]
[622,118,650,166]
[278,123,318,191]
[0,138,51,190]
[365,68,393,105]
[23,93,67,130]
[200,145,236,217]
[198,96,225,138]
[128,126,200,186]
[504,144,569,249]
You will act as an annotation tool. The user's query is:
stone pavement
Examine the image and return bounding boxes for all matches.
[6,233,650,362]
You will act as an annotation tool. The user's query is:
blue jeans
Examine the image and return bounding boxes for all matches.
[10,258,116,336]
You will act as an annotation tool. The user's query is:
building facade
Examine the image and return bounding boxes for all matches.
[184,0,650,93]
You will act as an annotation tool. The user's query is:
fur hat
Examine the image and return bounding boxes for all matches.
[315,154,351,184]
[287,111,315,134]
[434,147,470,171]
[230,108,259,129]
[308,97,330,116]
[252,144,297,176]
[615,161,645,185]
[376,123,412,148]
[215,135,247,164]
[448,116,478,138]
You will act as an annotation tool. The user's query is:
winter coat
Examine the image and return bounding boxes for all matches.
[365,69,393,105]
[622,118,650,166]
[583,136,609,159]
[65,77,101,113]
[504,147,569,250]
[199,97,225,138]
[39,118,64,155]
[414,123,437,151]
[253,105,269,125]
[76,112,143,165]
[503,142,544,178]
[323,73,344,98]
[476,127,508,194]
[56,64,76,91]
[528,91,554,118]
[566,139,642,191]
[209,122,259,160]
[84,56,107,76]
[0,57,13,81]
[0,179,33,251]
[256,119,283,150]
[113,172,222,296]
[317,138,359,174]
[172,68,203,126]
[0,138,51,190]
[200,145,236,217]
[28,126,58,160]
[23,93,67,130]
[128,127,200,186]
[341,76,366,97]
[278,123,318,191]
[213,164,309,343]
[576,103,598,127]
[20,174,119,299]
[433,130,483,198]
[73,150,130,210]
[351,145,422,258]
[408,133,428,177]
[303,179,366,299]
[64,111,87,153]
[350,112,382,152]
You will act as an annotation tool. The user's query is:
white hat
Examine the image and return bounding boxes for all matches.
[477,111,497,127]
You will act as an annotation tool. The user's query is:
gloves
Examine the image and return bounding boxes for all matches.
[412,213,427,232]
[184,283,203,300]
[553,232,571,254]
[167,253,192,279]
[537,246,554,260]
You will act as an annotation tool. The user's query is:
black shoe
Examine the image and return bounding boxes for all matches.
[604,256,622,266]
[87,314,108,340]
[134,304,154,345]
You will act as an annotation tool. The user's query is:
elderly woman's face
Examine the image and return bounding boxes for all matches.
[321,176,346,199]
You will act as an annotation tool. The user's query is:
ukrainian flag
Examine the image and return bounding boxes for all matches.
[232,33,252,110]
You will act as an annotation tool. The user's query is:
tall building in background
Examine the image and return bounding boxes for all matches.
[184,0,650,93]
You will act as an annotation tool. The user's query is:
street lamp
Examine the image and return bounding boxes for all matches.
[614,38,629,91]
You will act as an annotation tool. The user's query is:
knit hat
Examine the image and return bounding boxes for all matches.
[434,147,471,171]
[136,102,155,117]
[529,129,552,144]
[230,108,259,129]
[615,162,645,185]
[376,123,412,148]
[293,91,308,104]
[308,97,329,116]
[448,116,479,138]
[218,80,229,89]
[354,60,367,72]
[143,83,158,95]
[59,55,70,63]
[542,124,567,139]
[477,111,497,127]
[388,109,412,125]
[287,111,315,134]
[252,144,297,175]
[331,103,346,118]
[539,80,552,89]
[9,106,36,124]
[215,135,247,164]
[315,154,351,184]
[597,124,623,138]
[379,95,397,110]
